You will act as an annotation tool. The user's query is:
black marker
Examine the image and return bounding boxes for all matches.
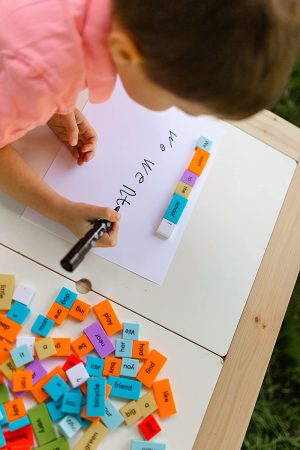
[60,207,120,272]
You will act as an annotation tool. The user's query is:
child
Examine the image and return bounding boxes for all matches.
[0,0,299,247]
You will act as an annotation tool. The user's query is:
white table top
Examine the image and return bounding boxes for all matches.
[0,116,295,356]
[0,245,222,450]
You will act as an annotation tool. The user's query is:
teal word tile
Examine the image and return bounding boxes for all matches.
[7,301,30,325]
[46,399,64,422]
[8,415,30,431]
[108,376,141,401]
[120,358,139,378]
[55,287,77,310]
[10,344,33,367]
[115,339,133,358]
[31,314,54,337]
[61,392,82,415]
[163,193,188,225]
[131,440,166,450]
[101,398,124,431]
[0,405,8,425]
[196,135,213,151]
[86,356,104,377]
[122,322,140,340]
[58,415,81,439]
[86,377,106,417]
[0,428,5,448]
[44,374,69,401]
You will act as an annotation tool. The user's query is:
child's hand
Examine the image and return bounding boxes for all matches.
[47,109,97,166]
[61,201,120,247]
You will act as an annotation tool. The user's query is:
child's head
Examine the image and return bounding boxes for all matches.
[109,0,300,119]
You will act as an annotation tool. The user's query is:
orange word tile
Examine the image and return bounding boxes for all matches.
[0,338,13,364]
[103,357,122,377]
[136,350,167,388]
[4,398,27,422]
[81,405,100,423]
[132,340,150,360]
[46,303,69,325]
[12,370,32,392]
[71,334,93,358]
[188,148,210,177]
[153,378,177,418]
[93,299,122,336]
[52,338,71,357]
[69,299,91,322]
[0,314,22,342]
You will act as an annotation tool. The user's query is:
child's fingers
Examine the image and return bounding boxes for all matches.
[87,206,121,223]
[94,221,120,247]
[64,112,79,146]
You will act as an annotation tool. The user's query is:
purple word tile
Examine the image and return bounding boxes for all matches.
[181,169,198,187]
[84,321,115,358]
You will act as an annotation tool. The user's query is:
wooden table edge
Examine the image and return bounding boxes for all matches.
[193,117,300,450]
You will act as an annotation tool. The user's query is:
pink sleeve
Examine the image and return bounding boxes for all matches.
[0,51,57,148]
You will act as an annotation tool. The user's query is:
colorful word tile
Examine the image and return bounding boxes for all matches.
[8,415,30,431]
[103,356,122,377]
[0,315,22,342]
[52,338,71,357]
[163,193,188,225]
[188,147,210,176]
[62,354,83,372]
[12,370,32,392]
[0,404,8,426]
[35,437,70,450]
[108,376,141,401]
[153,378,177,418]
[123,322,140,340]
[156,218,176,239]
[121,357,139,378]
[131,440,166,450]
[13,284,35,306]
[61,392,82,415]
[81,404,99,423]
[26,359,47,385]
[58,415,81,439]
[181,169,198,187]
[4,398,26,422]
[101,398,124,431]
[35,338,56,360]
[43,374,69,401]
[138,414,161,440]
[0,427,5,447]
[10,344,33,368]
[54,287,77,310]
[136,391,158,418]
[196,135,213,150]
[0,338,13,364]
[93,299,122,336]
[86,377,106,417]
[3,424,34,447]
[28,403,57,446]
[0,357,21,381]
[119,400,142,425]
[16,336,35,356]
[0,274,15,310]
[137,350,167,388]
[31,315,54,337]
[46,303,68,325]
[7,302,30,325]
[132,341,150,360]
[69,299,90,321]
[46,399,64,422]
[0,383,9,403]
[115,339,133,358]
[66,362,89,388]
[174,180,192,199]
[73,421,109,450]
[86,355,104,377]
[31,366,68,403]
[84,321,115,358]
[71,334,94,357]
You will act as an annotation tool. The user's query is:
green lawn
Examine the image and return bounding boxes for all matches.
[242,60,300,449]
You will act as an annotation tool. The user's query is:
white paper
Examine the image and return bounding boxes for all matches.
[23,80,224,284]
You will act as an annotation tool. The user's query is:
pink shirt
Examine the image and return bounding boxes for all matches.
[0,0,116,148]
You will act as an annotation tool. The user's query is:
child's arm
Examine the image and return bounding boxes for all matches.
[0,144,120,247]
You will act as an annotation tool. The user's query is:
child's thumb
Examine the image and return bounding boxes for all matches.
[65,112,79,146]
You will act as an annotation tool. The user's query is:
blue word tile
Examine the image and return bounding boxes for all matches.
[0,428,5,448]
[108,376,141,401]
[115,339,133,358]
[196,135,213,151]
[8,415,30,431]
[46,399,64,422]
[44,374,69,401]
[31,314,54,337]
[74,414,90,429]
[131,440,166,450]
[10,344,33,368]
[61,392,82,415]
[0,405,8,426]
[120,358,139,378]
[101,398,124,431]
[122,323,140,341]
[7,301,30,325]
[163,193,188,225]
[55,287,77,310]
[86,356,104,377]
[87,377,106,417]
[58,415,81,439]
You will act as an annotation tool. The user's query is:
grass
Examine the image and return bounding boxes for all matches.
[242,60,300,450]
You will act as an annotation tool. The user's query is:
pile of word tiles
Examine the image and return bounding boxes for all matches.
[0,275,176,450]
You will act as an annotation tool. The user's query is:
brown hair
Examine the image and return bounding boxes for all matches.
[114,0,300,119]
